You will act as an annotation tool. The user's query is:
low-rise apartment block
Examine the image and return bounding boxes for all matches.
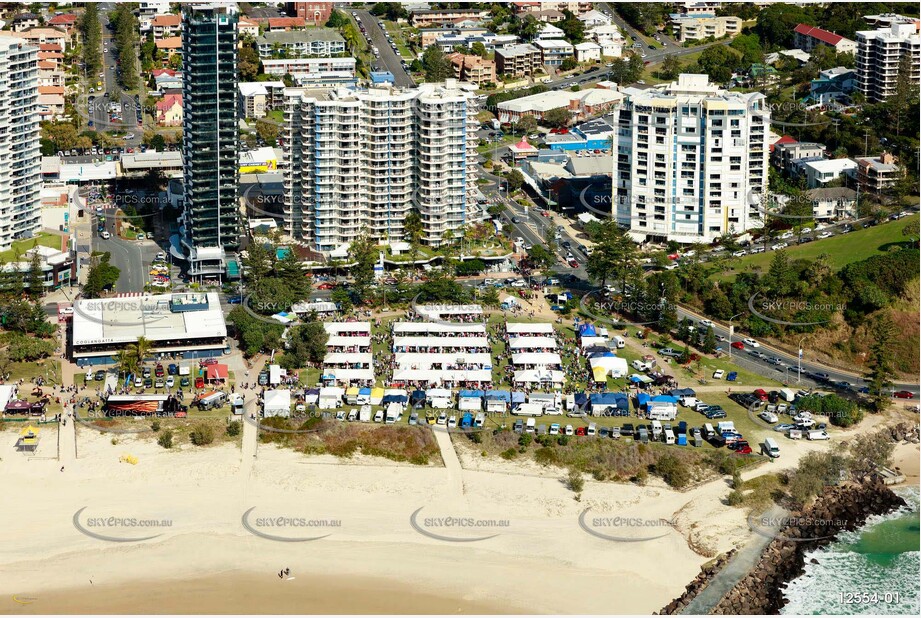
[495,44,542,77]
[257,29,346,58]
[447,53,496,85]
[793,24,857,54]
[679,16,741,42]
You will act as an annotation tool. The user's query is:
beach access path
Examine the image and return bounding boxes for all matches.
[432,426,463,497]
[679,502,788,615]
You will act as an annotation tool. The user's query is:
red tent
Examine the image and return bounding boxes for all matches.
[206,364,229,381]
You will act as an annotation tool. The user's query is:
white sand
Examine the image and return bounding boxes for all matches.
[0,410,909,614]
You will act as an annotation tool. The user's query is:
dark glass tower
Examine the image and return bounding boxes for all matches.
[181,4,240,255]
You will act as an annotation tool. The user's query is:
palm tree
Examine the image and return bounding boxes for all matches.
[130,336,153,366]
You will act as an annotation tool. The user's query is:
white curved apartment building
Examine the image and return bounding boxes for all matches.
[0,38,41,251]
[280,79,481,253]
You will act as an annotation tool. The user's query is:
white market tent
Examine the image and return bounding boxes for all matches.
[589,355,628,379]
[263,389,291,418]
[318,386,344,409]
[508,336,557,350]
[507,322,554,335]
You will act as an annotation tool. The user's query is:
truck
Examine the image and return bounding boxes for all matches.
[231,393,245,415]
[761,437,780,458]
[663,428,675,445]
[612,335,626,349]
[778,388,796,403]
[491,118,500,130]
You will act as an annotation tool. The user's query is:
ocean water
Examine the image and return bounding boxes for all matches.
[781,486,920,615]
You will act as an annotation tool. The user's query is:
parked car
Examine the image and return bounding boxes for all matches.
[894,390,915,399]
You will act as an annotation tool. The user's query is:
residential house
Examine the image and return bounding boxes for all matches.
[590,24,623,58]
[574,41,601,63]
[156,93,183,126]
[419,28,488,48]
[151,14,182,41]
[579,10,611,28]
[14,27,70,49]
[772,141,826,176]
[495,44,542,77]
[9,12,40,32]
[47,13,78,35]
[37,86,65,120]
[513,2,594,15]
[802,158,857,189]
[266,17,307,31]
[38,60,64,87]
[496,87,623,123]
[803,187,858,219]
[855,152,904,194]
[533,10,564,23]
[535,23,566,40]
[809,66,857,104]
[534,39,574,66]
[447,53,496,85]
[155,36,182,59]
[238,17,260,38]
[793,24,857,54]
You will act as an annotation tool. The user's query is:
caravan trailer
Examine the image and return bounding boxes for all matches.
[613,335,626,349]
[663,429,675,445]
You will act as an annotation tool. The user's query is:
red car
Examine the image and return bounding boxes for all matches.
[893,390,915,399]
[317,282,337,290]
[734,445,753,455]
[568,260,579,268]
[575,427,587,436]
[200,359,218,366]
[541,210,551,217]
[731,341,745,350]
[753,388,769,401]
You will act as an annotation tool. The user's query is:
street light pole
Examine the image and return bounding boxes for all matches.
[797,336,806,384]
[727,312,744,360]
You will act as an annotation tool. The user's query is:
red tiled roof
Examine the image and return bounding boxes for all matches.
[794,23,845,46]
[770,134,797,152]
[39,86,65,94]
[156,93,182,111]
[48,14,77,26]
[155,36,182,49]
[151,14,181,27]
[267,17,306,28]
[39,42,62,51]
[206,364,229,380]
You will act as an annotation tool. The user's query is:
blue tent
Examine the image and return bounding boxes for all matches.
[590,392,619,405]
[359,387,372,396]
[574,392,588,408]
[636,392,651,407]
[612,393,629,411]
[485,390,511,402]
[511,391,526,404]
[578,323,597,337]
[382,394,408,404]
[410,390,426,404]
[459,389,484,399]
[651,395,679,404]
[669,388,696,398]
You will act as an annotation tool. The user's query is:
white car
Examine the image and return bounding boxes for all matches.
[664,263,679,270]
[166,376,175,388]
[100,231,110,239]
[800,227,812,234]
[447,415,457,428]
[699,319,714,328]
[731,250,747,257]
[510,279,527,288]
[436,412,447,425]
[712,369,725,379]
[156,252,166,261]
[771,242,788,250]
[759,411,779,424]
[743,338,760,348]
[779,231,794,240]
[817,231,833,239]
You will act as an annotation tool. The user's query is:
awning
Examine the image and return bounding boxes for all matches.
[592,365,608,382]
[346,386,359,396]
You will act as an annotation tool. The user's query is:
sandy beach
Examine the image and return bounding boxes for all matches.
[1,413,916,615]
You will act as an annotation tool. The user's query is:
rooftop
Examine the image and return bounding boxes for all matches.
[258,29,345,45]
[794,23,852,46]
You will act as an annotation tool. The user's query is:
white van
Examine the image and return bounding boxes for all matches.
[762,437,780,458]
[526,417,536,433]
[587,422,596,437]
[703,423,715,439]
[664,429,675,445]
[373,409,384,423]
[807,429,829,441]
[613,335,626,349]
[651,419,663,439]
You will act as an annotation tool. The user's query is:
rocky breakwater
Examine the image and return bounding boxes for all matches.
[712,480,906,615]
[657,551,736,615]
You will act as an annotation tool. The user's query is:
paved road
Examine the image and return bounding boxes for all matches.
[354,9,414,87]
[92,202,161,293]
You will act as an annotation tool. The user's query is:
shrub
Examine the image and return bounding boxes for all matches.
[557,435,570,446]
[653,454,691,488]
[500,448,518,460]
[726,489,744,506]
[189,424,215,446]
[157,429,173,449]
[567,469,585,493]
[536,434,554,447]
[518,433,533,447]
[731,470,744,490]
[468,431,483,444]
[226,420,241,437]
[150,420,160,432]
[632,468,648,485]
[534,446,558,466]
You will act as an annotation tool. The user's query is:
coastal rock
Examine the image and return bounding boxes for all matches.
[658,480,906,615]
